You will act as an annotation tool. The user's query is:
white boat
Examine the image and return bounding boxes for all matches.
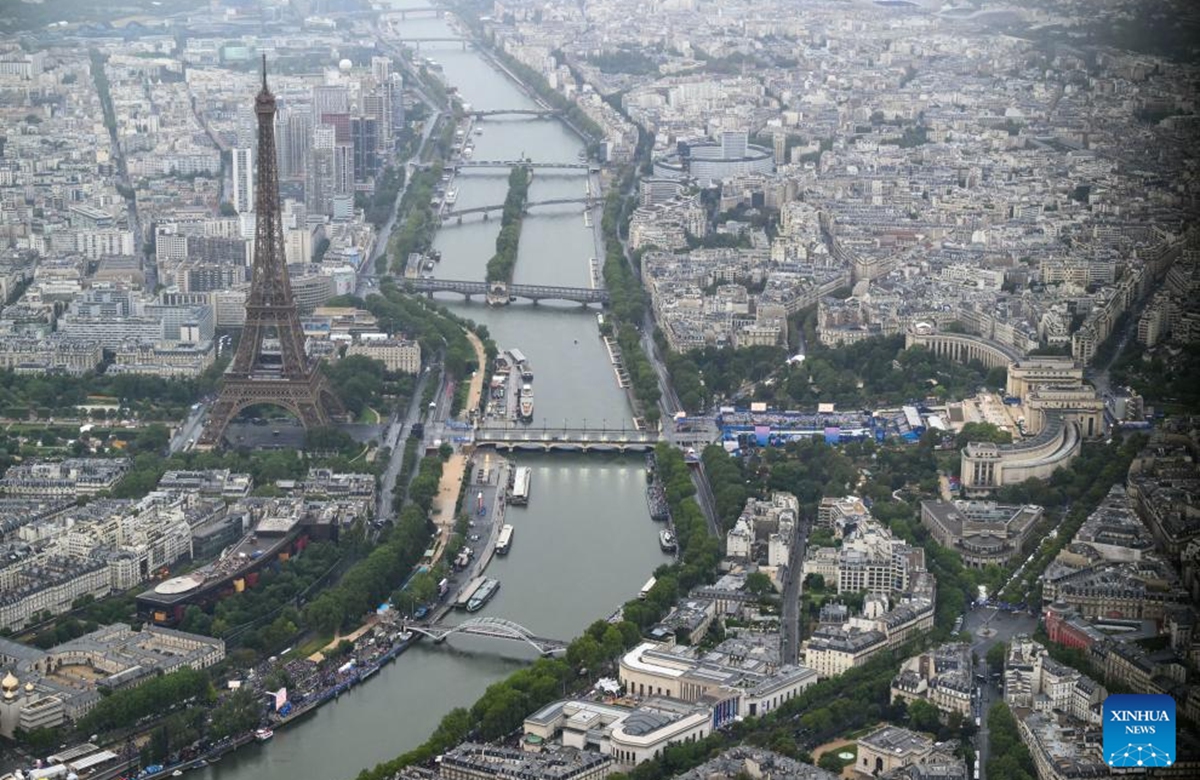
[518,384,534,422]
[445,188,458,206]
[510,466,531,505]
[496,524,514,555]
[255,728,274,742]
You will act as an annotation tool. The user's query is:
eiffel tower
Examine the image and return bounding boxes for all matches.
[198,57,344,449]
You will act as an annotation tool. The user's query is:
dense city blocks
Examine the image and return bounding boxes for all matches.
[0,1,1197,780]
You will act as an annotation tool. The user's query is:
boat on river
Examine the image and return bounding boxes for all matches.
[659,529,677,552]
[518,384,534,422]
[466,578,500,612]
[510,466,531,505]
[255,728,274,742]
[496,524,514,555]
[646,482,669,521]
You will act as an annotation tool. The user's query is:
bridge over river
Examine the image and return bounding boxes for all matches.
[401,278,608,305]
[470,109,560,118]
[456,160,596,171]
[441,196,601,220]
[404,616,568,655]
[473,425,661,452]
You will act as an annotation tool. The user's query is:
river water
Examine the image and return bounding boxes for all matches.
[200,12,667,780]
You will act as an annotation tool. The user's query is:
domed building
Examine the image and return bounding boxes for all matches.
[1,670,16,697]
[0,623,224,738]
[0,664,65,740]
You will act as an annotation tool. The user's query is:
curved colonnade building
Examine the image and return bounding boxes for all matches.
[906,324,1106,494]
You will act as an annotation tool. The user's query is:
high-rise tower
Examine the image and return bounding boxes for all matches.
[231,147,254,214]
[198,58,344,449]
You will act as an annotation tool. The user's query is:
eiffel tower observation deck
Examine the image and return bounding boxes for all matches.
[197,58,344,449]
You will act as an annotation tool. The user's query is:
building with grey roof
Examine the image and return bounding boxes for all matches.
[650,598,716,645]
[802,625,889,678]
[672,746,839,780]
[618,640,818,722]
[0,623,223,738]
[0,499,75,539]
[1004,635,1106,725]
[1070,485,1156,562]
[891,643,974,717]
[157,469,253,499]
[435,742,611,780]
[856,726,944,777]
[920,499,1042,568]
[0,458,130,498]
[880,749,968,780]
[1042,556,1187,623]
[523,696,710,770]
[0,553,109,632]
[1015,710,1110,780]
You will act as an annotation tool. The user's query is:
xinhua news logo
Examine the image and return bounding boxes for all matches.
[1103,694,1175,768]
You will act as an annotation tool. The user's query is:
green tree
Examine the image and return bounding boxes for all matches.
[908,698,942,733]
[209,688,262,740]
[956,422,1013,448]
[818,751,848,773]
[745,571,776,597]
[986,642,1008,672]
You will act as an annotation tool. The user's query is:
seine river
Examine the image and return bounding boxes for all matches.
[201,10,669,780]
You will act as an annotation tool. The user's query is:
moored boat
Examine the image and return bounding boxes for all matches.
[466,578,500,612]
[510,466,531,505]
[518,384,534,422]
[496,524,514,555]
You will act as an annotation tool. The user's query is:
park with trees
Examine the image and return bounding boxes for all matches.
[663,327,1006,415]
[484,166,532,283]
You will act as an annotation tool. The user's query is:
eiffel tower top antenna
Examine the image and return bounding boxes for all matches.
[261,53,268,91]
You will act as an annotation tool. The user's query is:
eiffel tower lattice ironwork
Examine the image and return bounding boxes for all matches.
[198,58,344,448]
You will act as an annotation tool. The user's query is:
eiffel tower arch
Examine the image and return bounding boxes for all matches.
[198,58,344,449]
